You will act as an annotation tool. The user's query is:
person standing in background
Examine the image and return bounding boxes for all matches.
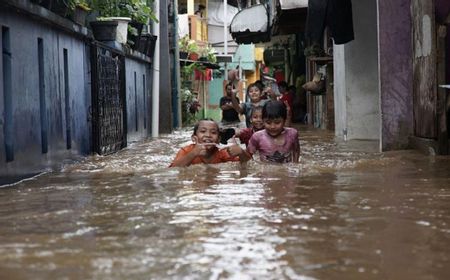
[195,4,206,17]
[278,81,294,123]
[219,83,241,144]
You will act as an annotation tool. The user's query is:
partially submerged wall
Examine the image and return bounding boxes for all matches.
[0,5,91,177]
[378,0,414,150]
[0,1,155,179]
[334,0,380,142]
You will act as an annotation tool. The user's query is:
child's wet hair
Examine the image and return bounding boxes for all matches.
[262,100,287,120]
[251,106,263,116]
[246,82,261,94]
[193,118,219,135]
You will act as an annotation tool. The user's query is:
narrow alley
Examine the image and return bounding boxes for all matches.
[1,0,450,279]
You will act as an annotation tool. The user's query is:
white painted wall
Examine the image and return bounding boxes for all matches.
[207,0,239,55]
[333,45,347,138]
[333,0,380,140]
[208,24,238,55]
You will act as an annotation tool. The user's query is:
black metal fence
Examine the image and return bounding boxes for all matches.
[91,44,127,155]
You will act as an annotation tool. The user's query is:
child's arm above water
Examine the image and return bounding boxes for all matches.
[230,92,244,114]
[223,136,252,163]
[170,143,216,167]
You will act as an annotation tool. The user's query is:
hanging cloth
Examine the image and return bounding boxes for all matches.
[305,0,354,45]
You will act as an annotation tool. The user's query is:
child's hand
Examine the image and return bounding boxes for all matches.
[192,136,216,156]
[224,136,243,156]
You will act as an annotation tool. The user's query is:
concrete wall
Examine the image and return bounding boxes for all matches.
[334,0,380,141]
[0,2,155,179]
[333,45,347,138]
[158,0,173,134]
[0,8,91,177]
[125,59,152,143]
[378,0,413,150]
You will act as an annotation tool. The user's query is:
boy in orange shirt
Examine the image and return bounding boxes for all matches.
[170,119,250,167]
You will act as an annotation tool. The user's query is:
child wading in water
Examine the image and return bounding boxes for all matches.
[231,82,268,128]
[170,119,250,167]
[235,106,264,146]
[246,100,300,163]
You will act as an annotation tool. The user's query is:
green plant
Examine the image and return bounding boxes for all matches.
[178,35,198,54]
[180,62,199,80]
[181,88,200,125]
[89,0,157,21]
[66,0,91,10]
[124,0,158,24]
[88,0,121,17]
[199,44,216,63]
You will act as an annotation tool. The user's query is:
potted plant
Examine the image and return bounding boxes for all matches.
[180,61,199,81]
[124,0,158,49]
[188,41,199,61]
[178,35,199,60]
[178,35,190,59]
[89,0,131,44]
[199,44,216,63]
[70,0,91,25]
[138,32,158,58]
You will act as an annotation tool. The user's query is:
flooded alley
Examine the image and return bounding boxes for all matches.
[0,126,450,280]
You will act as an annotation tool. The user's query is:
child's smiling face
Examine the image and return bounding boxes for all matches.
[251,110,264,130]
[248,86,262,103]
[192,120,220,150]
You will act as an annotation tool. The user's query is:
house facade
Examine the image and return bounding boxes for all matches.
[335,0,450,153]
[225,0,450,154]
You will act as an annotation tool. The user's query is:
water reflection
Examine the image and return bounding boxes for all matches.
[0,126,450,279]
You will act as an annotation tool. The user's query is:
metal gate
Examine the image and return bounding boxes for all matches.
[91,44,126,155]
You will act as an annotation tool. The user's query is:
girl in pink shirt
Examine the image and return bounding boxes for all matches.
[246,101,300,163]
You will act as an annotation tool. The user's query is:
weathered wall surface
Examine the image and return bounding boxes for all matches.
[346,0,380,141]
[125,59,152,142]
[334,0,380,141]
[0,2,154,179]
[333,45,347,138]
[435,0,450,83]
[378,0,414,150]
[0,8,91,177]
[158,0,173,134]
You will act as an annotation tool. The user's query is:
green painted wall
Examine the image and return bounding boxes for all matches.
[206,77,224,122]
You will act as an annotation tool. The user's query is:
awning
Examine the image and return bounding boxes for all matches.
[271,1,308,35]
[230,4,271,44]
[230,4,268,33]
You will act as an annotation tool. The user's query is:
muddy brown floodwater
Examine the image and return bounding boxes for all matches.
[0,126,449,279]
